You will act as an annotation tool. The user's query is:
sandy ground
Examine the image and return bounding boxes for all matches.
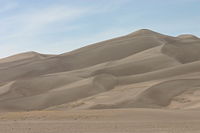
[1,121,200,133]
[0,109,200,133]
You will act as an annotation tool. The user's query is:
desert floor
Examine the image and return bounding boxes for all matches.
[0,109,200,133]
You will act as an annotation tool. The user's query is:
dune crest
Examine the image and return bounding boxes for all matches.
[0,29,200,111]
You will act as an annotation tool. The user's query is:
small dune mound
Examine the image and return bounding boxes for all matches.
[93,74,117,91]
[129,29,163,37]
[131,79,200,108]
[161,38,200,63]
[0,51,53,64]
[177,34,199,40]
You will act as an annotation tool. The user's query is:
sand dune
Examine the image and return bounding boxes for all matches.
[0,29,200,111]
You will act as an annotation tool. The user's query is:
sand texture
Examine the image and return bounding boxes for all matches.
[0,29,200,132]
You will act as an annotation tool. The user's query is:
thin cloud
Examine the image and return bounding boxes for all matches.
[0,5,88,39]
[0,4,89,58]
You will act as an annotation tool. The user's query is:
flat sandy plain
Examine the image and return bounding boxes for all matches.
[1,29,200,132]
[0,109,200,133]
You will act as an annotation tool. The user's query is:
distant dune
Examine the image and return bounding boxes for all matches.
[0,29,200,111]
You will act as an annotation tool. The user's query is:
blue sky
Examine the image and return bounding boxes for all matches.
[0,0,200,58]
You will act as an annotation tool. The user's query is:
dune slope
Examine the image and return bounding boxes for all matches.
[0,29,200,111]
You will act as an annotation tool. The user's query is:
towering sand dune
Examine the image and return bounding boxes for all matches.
[0,29,200,111]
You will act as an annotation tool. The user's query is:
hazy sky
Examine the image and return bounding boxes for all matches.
[0,0,200,58]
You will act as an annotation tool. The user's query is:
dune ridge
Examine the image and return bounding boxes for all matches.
[0,29,200,111]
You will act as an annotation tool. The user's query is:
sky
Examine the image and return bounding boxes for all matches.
[0,0,200,58]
